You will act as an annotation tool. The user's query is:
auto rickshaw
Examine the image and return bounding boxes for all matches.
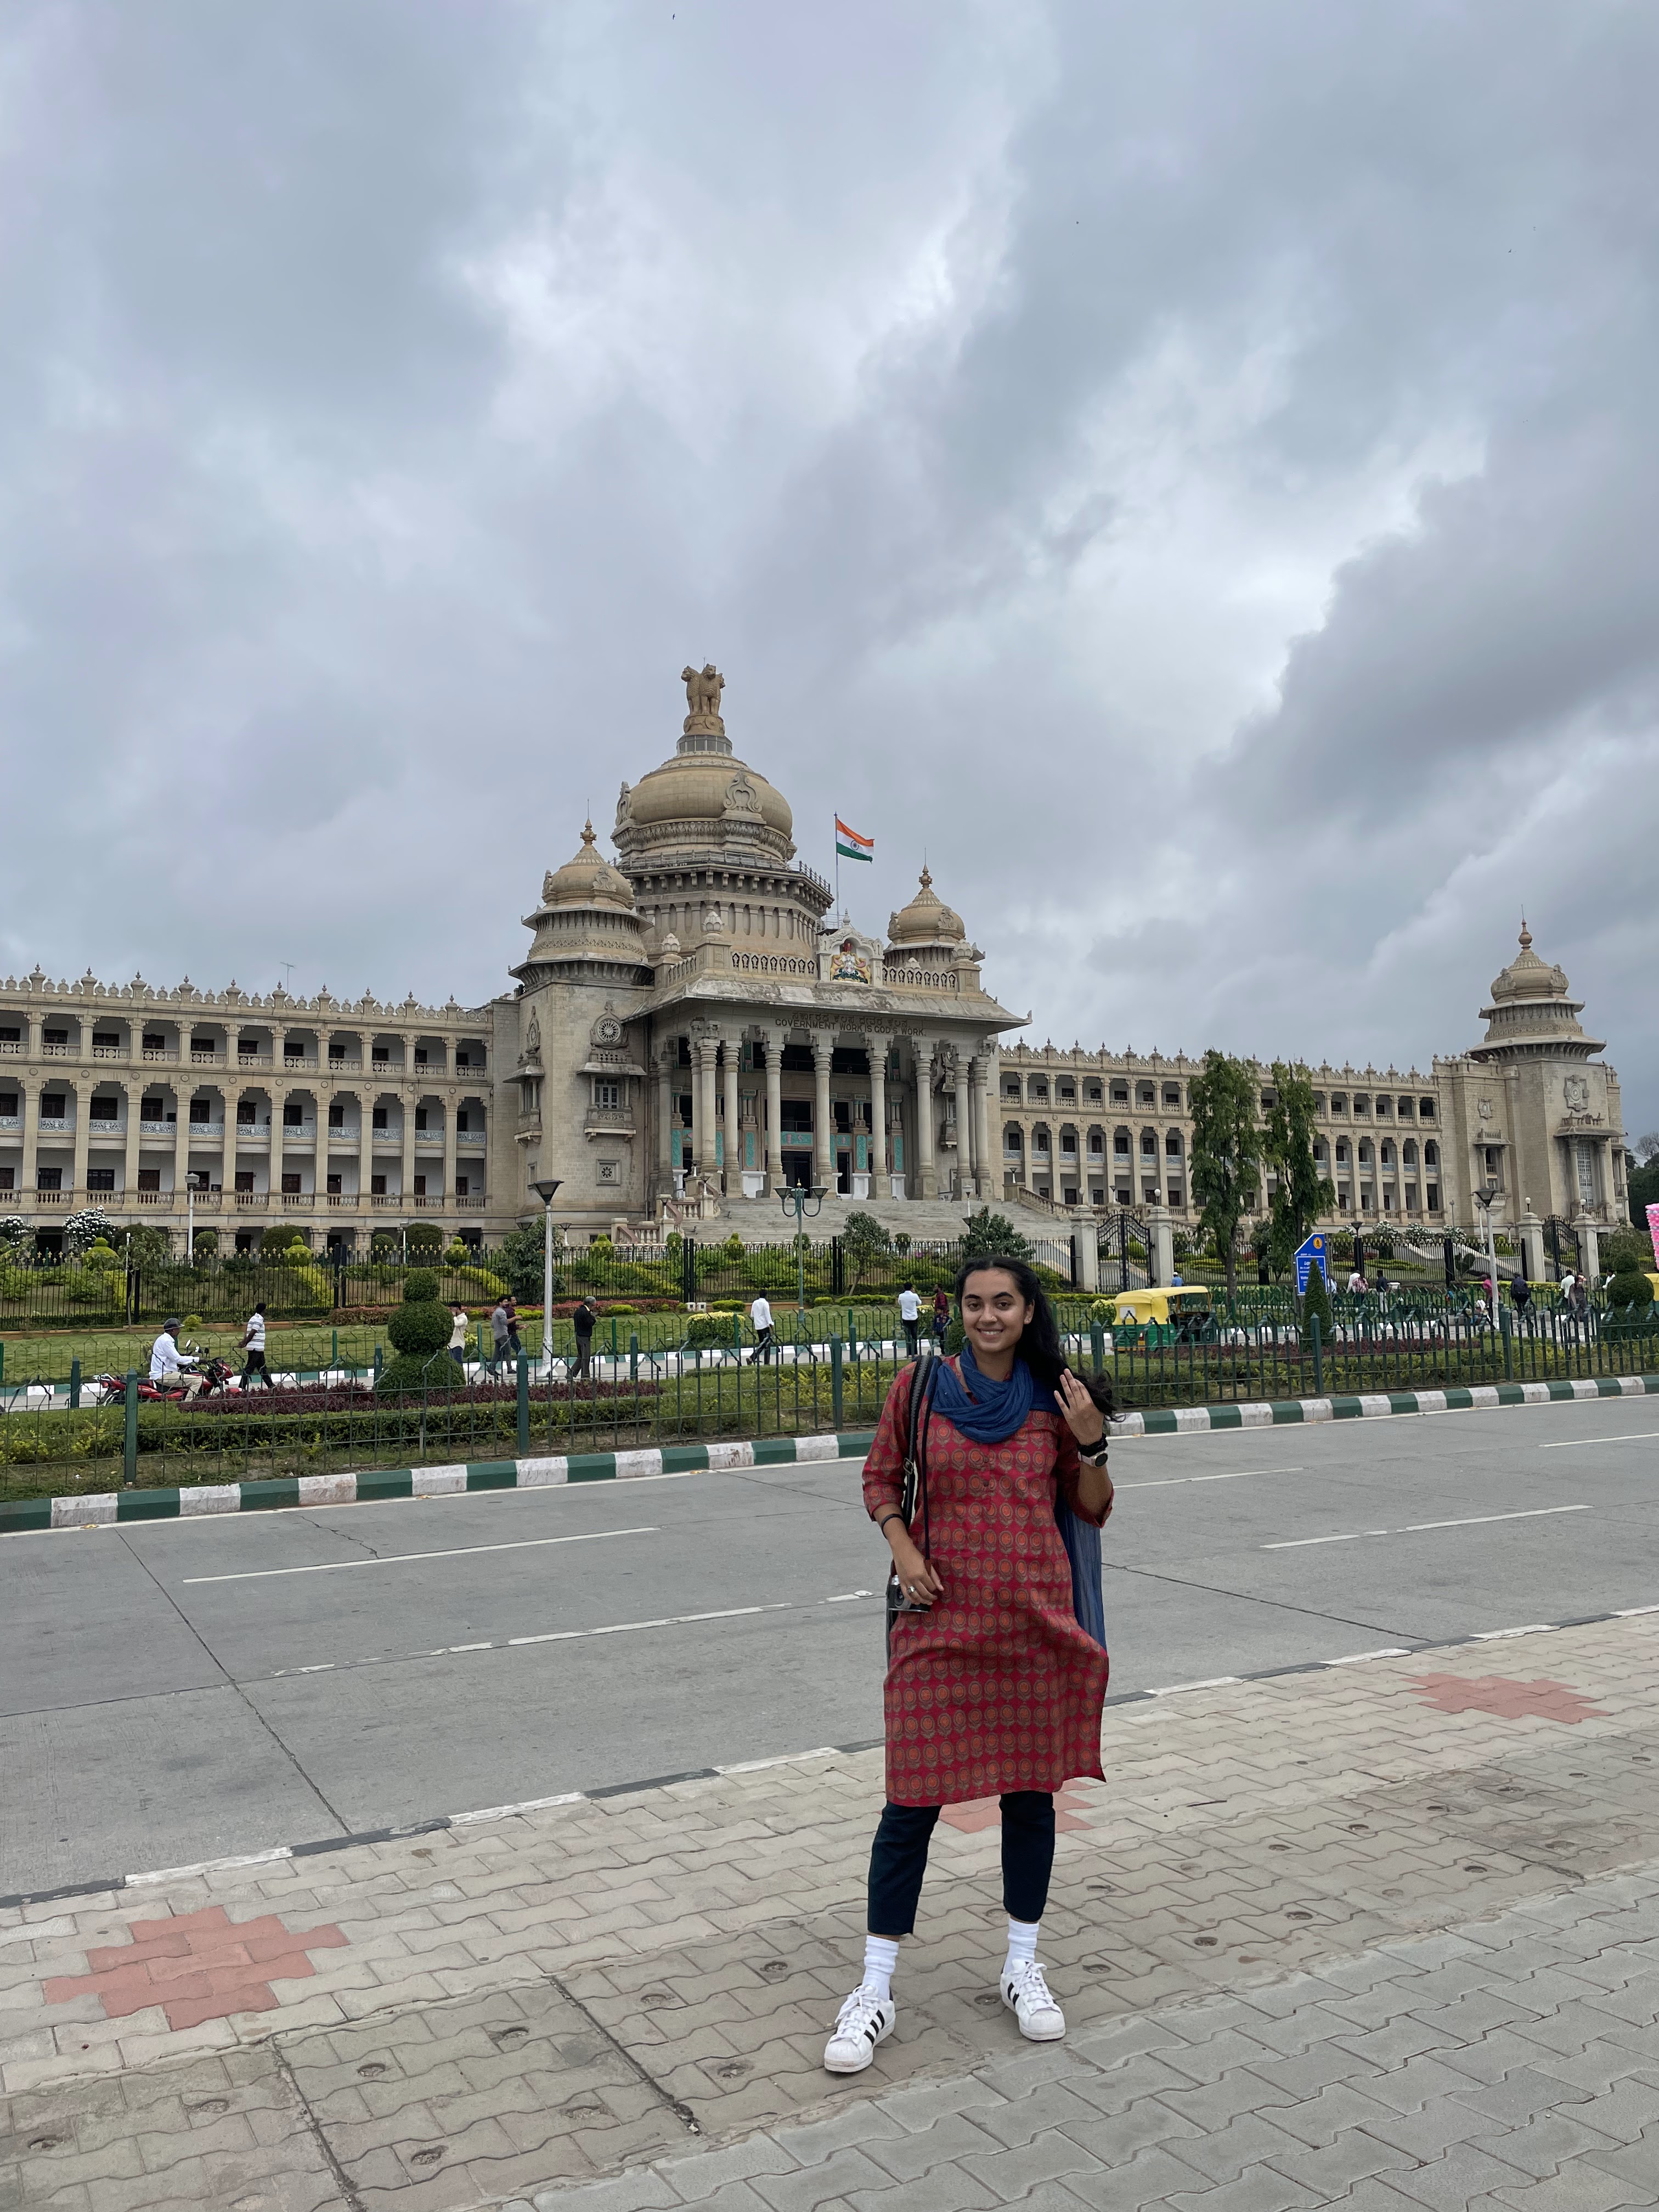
[1107,1284,1216,1346]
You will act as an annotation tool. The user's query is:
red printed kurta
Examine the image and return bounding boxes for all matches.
[864,1361,1109,1807]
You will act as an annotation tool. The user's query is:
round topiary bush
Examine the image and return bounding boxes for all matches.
[1606,1268,1655,1312]
[404,1221,443,1257]
[387,1300,452,1357]
[403,1268,439,1304]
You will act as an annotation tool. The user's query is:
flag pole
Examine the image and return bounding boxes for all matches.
[833,815,839,916]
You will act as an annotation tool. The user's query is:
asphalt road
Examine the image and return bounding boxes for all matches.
[3,1395,1657,1898]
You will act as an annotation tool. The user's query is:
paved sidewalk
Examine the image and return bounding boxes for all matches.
[3,1613,1657,2209]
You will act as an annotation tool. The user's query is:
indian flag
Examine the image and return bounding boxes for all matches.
[835,816,873,862]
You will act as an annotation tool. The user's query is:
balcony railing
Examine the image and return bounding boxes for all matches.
[93,1042,127,1059]
[139,1120,175,1136]
[234,1192,270,1209]
[87,1119,125,1136]
[326,1054,364,1071]
[456,1131,487,1148]
[37,1117,71,1133]
[0,1116,20,1131]
[237,1052,274,1068]
[186,1122,227,1141]
[41,1042,71,1058]
[142,1047,177,1063]
[0,1042,22,1057]
[190,1047,225,1064]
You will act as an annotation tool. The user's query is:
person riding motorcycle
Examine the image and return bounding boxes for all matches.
[149,1318,206,1401]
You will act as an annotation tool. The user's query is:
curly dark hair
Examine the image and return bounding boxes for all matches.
[952,1255,1115,1416]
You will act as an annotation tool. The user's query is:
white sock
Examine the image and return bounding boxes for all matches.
[1005,1918,1040,1975]
[861,1935,900,2001]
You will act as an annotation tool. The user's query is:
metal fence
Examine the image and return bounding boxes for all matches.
[3,1300,1654,1505]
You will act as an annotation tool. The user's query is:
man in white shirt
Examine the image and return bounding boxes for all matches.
[149,1319,205,1399]
[896,1284,921,1358]
[748,1293,775,1364]
[241,1303,272,1390]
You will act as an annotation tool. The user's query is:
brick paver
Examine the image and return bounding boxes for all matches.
[2,1615,1658,2207]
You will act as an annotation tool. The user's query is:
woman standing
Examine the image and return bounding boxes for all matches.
[825,1257,1114,2074]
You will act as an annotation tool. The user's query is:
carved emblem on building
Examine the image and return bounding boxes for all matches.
[591,1010,625,1051]
[830,937,873,985]
[1477,1097,1493,1120]
[1563,1075,1590,1113]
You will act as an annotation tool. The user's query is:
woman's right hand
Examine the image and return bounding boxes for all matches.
[889,1531,944,1609]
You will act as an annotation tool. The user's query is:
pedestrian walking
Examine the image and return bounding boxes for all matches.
[448,1305,469,1372]
[240,1302,273,1390]
[1510,1274,1532,1328]
[747,1291,775,1364]
[572,1296,598,1381]
[489,1297,514,1374]
[896,1283,921,1358]
[931,1286,950,1345]
[824,1255,1114,2075]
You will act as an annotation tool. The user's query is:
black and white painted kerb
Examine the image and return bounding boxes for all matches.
[3,1371,1654,1536]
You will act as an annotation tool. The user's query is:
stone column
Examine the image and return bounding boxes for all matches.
[270,1084,287,1206]
[811,1032,834,1192]
[695,1031,720,1178]
[1150,1203,1173,1288]
[71,1076,92,1201]
[866,1035,889,1181]
[914,1037,937,1199]
[721,1037,741,1193]
[973,1052,992,1192]
[763,1028,785,1192]
[1575,1216,1600,1282]
[442,1092,457,1212]
[399,1084,416,1205]
[1077,1223,1100,1291]
[656,1049,675,1181]
[123,1078,143,1203]
[20,1075,40,1197]
[1519,1209,1545,1285]
[358,1092,374,1214]
[172,1084,190,1214]
[952,1050,973,1200]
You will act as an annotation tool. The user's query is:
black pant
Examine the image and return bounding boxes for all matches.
[748,1328,775,1364]
[573,1337,593,1378]
[868,1793,1054,1936]
[902,1321,919,1357]
[242,1351,272,1389]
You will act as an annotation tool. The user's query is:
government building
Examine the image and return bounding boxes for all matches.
[0,670,1632,1271]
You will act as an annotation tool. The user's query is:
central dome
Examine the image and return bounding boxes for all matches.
[623,736,794,839]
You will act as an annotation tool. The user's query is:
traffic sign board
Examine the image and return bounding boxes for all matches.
[1294,1232,1330,1293]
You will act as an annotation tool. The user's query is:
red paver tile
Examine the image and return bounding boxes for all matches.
[1409,1674,1609,1723]
[42,1904,349,2031]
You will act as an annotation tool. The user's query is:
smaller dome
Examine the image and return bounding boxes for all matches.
[888,866,965,946]
[1489,922,1570,1004]
[539,822,635,913]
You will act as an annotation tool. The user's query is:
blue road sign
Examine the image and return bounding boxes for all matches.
[1295,1232,1330,1293]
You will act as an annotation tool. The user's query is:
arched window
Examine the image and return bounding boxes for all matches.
[1003,1124,1023,1154]
[1424,1140,1439,1167]
[1141,1129,1157,1156]
[1403,1139,1417,1166]
[1381,1141,1395,1166]
[1165,1131,1182,1156]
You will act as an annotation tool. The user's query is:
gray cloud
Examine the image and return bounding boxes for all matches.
[1,0,1654,1133]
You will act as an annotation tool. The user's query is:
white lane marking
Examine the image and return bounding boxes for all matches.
[509,1601,789,1647]
[182,1526,658,1584]
[1402,1505,1592,1532]
[1265,1503,1592,1550]
[1323,1647,1414,1665]
[1472,1623,1559,1639]
[825,1590,874,1602]
[1539,1431,1659,1448]
[1149,1675,1242,1696]
[1116,1466,1305,1491]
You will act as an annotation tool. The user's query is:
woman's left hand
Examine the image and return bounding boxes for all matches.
[1056,1369,1106,1448]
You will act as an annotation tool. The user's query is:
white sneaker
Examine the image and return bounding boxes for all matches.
[1001,1960,1065,2041]
[823,1984,895,2073]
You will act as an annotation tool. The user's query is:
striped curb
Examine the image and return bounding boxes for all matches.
[3,1370,1655,1537]
[5,1603,1654,1916]
[1112,1370,1659,1436]
[0,1430,880,1534]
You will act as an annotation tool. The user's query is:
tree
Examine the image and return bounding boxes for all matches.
[496,1221,561,1303]
[64,1207,116,1259]
[961,1209,1032,1263]
[1262,1063,1335,1277]
[1300,1257,1333,1340]
[840,1209,891,1293]
[1188,1050,1261,1302]
[1628,1147,1659,1232]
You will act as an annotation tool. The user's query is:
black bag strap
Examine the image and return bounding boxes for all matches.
[899,1345,939,1550]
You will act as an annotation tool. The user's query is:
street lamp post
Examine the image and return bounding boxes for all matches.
[778,1180,828,1317]
[1472,1182,1501,1327]
[529,1178,562,1369]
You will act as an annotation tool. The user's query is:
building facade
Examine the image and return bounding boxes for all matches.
[0,670,1630,1256]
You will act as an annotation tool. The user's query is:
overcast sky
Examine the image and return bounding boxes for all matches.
[3,2,1655,1136]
